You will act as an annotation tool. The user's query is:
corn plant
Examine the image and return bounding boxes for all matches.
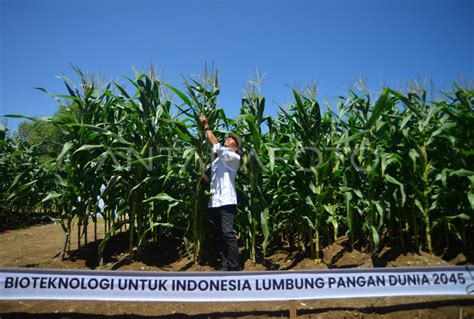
[234,93,271,262]
[165,65,230,262]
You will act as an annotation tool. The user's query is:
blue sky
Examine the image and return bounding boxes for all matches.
[1,0,473,131]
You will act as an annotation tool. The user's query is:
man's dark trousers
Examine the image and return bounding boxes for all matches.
[209,204,239,271]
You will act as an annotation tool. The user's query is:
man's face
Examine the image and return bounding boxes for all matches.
[224,136,238,149]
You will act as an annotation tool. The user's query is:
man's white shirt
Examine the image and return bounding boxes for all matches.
[208,143,240,208]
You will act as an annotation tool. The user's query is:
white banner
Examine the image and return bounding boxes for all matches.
[1,266,473,302]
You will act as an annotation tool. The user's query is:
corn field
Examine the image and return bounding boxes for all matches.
[1,67,473,264]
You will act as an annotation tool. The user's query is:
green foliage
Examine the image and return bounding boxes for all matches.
[2,68,473,264]
[17,120,64,159]
[0,125,57,229]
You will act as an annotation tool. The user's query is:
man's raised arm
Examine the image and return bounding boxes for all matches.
[199,115,219,145]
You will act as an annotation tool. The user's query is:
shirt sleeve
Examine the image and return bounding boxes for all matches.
[212,143,240,165]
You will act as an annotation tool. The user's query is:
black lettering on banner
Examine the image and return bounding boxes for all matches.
[388,274,430,286]
[20,277,30,289]
[118,279,127,290]
[59,277,68,289]
[5,277,14,289]
[48,277,57,289]
[116,279,167,291]
[188,280,197,291]
[275,279,285,290]
[103,278,114,290]
[327,276,387,289]
[172,279,252,292]
[242,280,251,291]
[3,276,116,290]
[433,273,450,285]
[138,279,147,290]
[174,280,185,291]
[346,276,355,287]
[356,276,366,287]
[200,280,211,291]
[337,277,346,288]
[389,275,397,286]
[207,280,216,291]
[255,278,325,291]
[69,278,79,289]
[229,279,236,291]
[422,275,429,285]
[315,277,324,289]
[159,280,167,291]
[2,269,470,300]
[198,280,208,291]
[221,279,228,291]
[89,278,98,289]
[149,280,158,290]
[31,277,39,288]
[255,280,261,290]
[129,279,139,290]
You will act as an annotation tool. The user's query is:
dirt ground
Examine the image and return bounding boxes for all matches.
[0,222,473,318]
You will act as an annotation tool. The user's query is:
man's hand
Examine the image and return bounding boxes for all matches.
[199,114,218,145]
[199,115,209,129]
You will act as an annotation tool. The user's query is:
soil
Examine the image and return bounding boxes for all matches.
[0,222,473,318]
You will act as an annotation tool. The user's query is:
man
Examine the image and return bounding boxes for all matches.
[199,114,241,271]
